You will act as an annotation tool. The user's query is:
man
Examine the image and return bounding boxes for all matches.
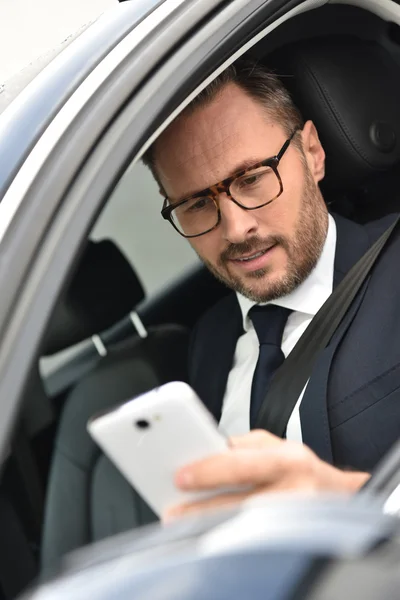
[143,60,399,519]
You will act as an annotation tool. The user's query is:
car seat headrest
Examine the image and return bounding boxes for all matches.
[42,240,145,356]
[271,36,400,192]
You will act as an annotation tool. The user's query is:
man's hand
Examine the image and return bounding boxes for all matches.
[163,430,370,521]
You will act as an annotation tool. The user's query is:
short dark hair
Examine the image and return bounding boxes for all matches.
[142,60,304,185]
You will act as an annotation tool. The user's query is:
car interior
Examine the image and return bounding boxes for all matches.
[2,2,400,598]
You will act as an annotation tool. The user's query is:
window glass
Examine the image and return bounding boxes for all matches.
[91,161,199,295]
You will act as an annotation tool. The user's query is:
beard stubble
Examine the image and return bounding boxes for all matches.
[200,164,328,303]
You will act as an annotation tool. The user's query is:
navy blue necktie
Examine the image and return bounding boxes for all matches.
[249,305,291,428]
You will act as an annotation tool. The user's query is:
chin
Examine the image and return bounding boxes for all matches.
[240,268,294,303]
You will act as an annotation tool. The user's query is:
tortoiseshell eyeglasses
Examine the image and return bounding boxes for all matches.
[161,130,298,238]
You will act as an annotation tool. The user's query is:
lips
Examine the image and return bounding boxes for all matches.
[230,244,276,263]
[226,244,278,272]
[235,249,269,262]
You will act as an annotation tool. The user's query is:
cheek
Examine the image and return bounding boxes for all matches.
[257,198,298,237]
[266,171,305,232]
[190,234,221,264]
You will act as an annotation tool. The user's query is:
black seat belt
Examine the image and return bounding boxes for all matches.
[255,215,400,437]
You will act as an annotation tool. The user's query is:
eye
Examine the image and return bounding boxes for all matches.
[186,197,213,213]
[235,168,271,191]
[241,174,262,186]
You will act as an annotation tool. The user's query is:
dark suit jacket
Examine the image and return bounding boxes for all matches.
[189,213,400,473]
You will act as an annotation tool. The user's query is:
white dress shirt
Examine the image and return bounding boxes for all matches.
[219,215,337,442]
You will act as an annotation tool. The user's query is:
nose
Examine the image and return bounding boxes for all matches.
[218,194,259,244]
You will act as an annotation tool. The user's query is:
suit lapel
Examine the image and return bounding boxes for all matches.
[299,279,369,462]
[197,294,243,422]
[299,214,371,462]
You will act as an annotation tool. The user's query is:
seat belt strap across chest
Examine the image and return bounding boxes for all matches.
[255,216,400,437]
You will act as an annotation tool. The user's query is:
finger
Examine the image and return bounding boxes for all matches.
[229,430,282,449]
[163,489,257,522]
[175,446,300,490]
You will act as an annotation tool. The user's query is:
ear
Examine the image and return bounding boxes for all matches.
[301,120,326,183]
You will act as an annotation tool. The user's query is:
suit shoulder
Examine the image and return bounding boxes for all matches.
[188,291,241,392]
[195,292,239,331]
[364,212,400,241]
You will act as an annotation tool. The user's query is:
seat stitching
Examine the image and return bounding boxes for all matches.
[54,444,92,472]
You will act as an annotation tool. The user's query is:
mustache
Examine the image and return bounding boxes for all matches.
[219,236,286,263]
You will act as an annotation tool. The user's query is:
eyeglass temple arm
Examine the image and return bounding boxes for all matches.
[276,129,299,161]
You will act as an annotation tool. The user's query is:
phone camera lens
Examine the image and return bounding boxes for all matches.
[135,419,150,430]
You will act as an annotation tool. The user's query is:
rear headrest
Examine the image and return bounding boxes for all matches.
[42,239,145,356]
[272,36,400,191]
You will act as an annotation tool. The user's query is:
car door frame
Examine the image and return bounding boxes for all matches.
[0,0,318,462]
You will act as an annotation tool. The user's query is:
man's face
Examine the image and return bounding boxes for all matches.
[155,83,328,302]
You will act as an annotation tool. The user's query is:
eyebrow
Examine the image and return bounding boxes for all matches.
[173,156,265,203]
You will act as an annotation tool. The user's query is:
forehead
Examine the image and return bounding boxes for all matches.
[154,83,284,199]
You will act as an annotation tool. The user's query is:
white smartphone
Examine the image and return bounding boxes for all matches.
[87,381,228,517]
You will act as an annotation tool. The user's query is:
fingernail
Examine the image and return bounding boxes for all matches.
[176,469,193,488]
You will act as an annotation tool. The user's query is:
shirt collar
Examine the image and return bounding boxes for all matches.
[237,214,337,332]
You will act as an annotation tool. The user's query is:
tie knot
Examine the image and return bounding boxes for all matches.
[249,304,291,347]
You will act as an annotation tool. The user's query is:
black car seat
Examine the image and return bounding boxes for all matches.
[40,239,190,571]
[267,34,400,221]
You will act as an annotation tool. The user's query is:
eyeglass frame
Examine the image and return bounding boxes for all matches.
[161,129,299,238]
